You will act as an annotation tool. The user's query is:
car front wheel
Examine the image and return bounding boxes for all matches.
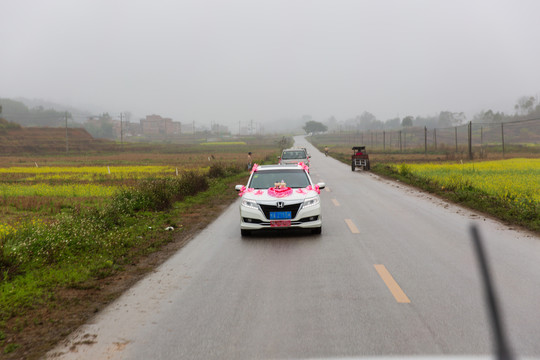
[311,226,322,235]
[241,229,251,237]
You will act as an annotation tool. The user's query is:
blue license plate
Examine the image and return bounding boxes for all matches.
[270,211,291,220]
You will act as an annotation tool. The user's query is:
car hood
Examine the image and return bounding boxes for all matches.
[240,187,319,202]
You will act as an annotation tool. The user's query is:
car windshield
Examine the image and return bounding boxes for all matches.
[281,151,306,160]
[248,169,310,189]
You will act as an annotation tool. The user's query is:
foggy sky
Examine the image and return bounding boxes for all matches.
[1,0,540,128]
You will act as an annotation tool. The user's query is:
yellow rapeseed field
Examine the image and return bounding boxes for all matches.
[0,222,16,240]
[0,165,176,179]
[394,158,540,203]
[0,183,118,197]
[0,166,180,197]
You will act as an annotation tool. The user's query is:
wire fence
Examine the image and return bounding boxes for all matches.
[334,118,540,159]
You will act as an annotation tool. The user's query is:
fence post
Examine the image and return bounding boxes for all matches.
[468,121,472,160]
[455,126,458,153]
[434,129,437,150]
[383,131,386,152]
[501,123,505,157]
[424,126,427,155]
[399,131,402,152]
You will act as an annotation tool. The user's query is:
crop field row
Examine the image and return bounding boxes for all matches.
[0,142,278,228]
[391,159,540,203]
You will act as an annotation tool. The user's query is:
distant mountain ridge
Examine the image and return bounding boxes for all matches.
[0,98,98,127]
[13,97,94,123]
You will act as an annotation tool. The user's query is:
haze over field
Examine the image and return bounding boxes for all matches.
[1,0,540,129]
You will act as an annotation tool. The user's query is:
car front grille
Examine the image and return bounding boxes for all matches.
[259,203,302,220]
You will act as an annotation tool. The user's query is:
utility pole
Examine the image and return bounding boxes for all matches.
[501,123,505,157]
[468,121,473,160]
[65,112,69,153]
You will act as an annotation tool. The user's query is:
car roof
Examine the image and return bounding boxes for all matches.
[255,164,305,171]
[282,148,307,152]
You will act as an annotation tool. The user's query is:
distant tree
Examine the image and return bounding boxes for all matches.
[276,136,293,149]
[0,98,68,126]
[303,120,327,134]
[514,95,538,115]
[438,111,465,127]
[83,113,115,139]
[0,117,22,130]
[358,111,377,130]
[401,116,413,127]
[385,117,401,129]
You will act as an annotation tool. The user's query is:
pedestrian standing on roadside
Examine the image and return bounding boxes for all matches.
[247,152,252,170]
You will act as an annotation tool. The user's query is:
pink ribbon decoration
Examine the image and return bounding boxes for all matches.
[297,162,309,172]
[254,190,264,195]
[296,188,307,194]
[306,184,320,194]
[238,186,255,197]
[267,187,293,198]
[250,164,259,174]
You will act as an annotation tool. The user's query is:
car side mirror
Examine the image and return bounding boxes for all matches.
[235,185,244,191]
[317,182,326,189]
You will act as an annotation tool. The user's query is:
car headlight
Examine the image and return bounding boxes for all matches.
[241,198,259,210]
[303,196,320,208]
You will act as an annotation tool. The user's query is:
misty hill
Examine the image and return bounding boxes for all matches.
[0,98,91,127]
[13,97,95,123]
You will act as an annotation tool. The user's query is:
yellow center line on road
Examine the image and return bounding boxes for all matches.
[331,198,340,207]
[344,219,359,233]
[374,264,411,303]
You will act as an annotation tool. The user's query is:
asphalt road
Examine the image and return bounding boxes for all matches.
[47,136,540,360]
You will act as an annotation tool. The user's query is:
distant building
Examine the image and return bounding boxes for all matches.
[125,121,141,136]
[140,114,181,136]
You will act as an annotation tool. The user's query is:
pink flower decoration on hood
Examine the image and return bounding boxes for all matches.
[306,184,320,194]
[297,162,309,172]
[267,186,293,198]
[238,186,255,197]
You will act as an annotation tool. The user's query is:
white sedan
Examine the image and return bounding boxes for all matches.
[235,164,325,236]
